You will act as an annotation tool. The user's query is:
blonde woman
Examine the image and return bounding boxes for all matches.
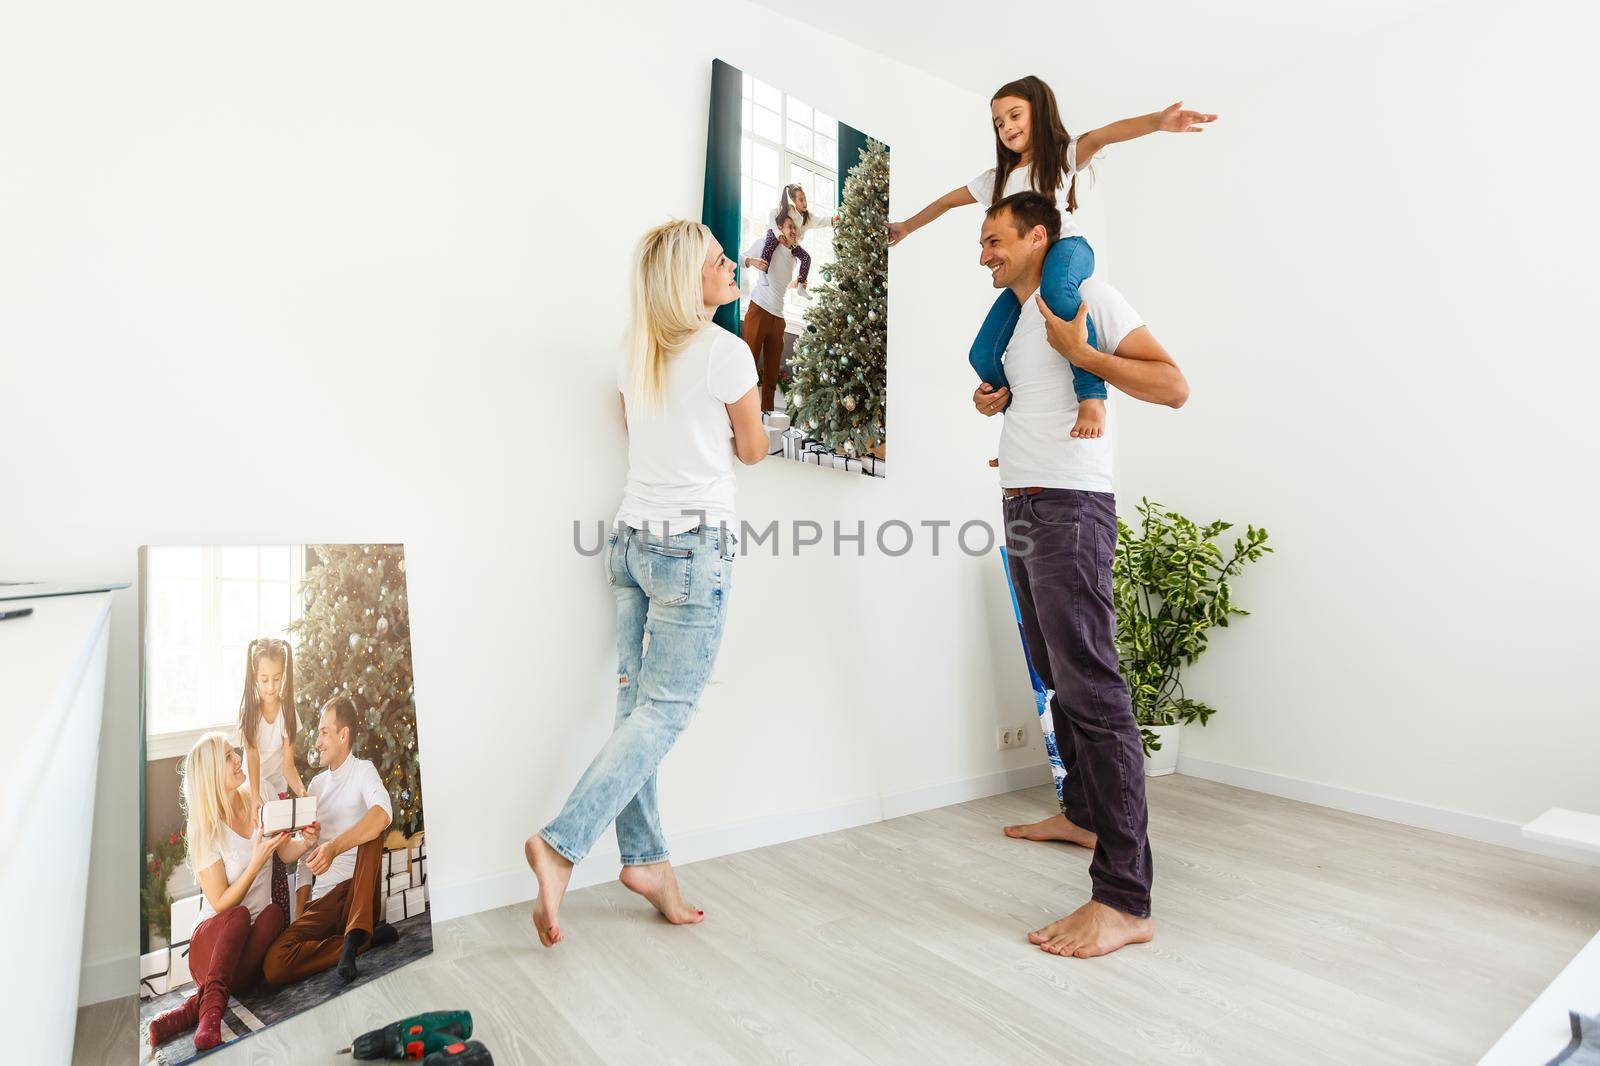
[523,219,766,948]
[144,734,319,1053]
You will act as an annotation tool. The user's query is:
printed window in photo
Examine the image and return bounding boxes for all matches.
[740,74,839,330]
[145,545,305,759]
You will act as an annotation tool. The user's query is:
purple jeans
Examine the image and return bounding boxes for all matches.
[1003,488,1153,917]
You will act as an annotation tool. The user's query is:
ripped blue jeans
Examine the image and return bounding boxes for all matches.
[540,524,734,866]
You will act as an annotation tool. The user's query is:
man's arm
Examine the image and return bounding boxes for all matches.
[1036,297,1189,409]
[303,805,391,875]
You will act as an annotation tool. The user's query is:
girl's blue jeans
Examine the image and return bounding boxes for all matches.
[969,235,1104,404]
[540,524,734,866]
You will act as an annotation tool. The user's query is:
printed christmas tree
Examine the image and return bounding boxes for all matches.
[786,138,889,459]
[289,545,424,836]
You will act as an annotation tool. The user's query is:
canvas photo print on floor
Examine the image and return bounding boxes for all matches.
[136,544,431,1064]
[705,59,890,477]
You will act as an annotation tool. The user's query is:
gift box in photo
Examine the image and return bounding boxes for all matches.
[385,885,427,924]
[168,943,193,990]
[259,794,317,834]
[139,948,171,998]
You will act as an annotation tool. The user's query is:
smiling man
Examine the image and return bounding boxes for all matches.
[264,696,399,985]
[974,190,1188,959]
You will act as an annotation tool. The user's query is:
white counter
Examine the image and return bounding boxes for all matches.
[0,590,117,1066]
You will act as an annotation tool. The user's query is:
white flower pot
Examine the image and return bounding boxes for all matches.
[1144,723,1182,777]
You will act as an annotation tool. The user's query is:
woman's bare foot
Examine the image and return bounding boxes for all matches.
[619,861,705,926]
[524,834,574,947]
[1027,900,1154,958]
[1070,398,1106,439]
[1002,812,1097,848]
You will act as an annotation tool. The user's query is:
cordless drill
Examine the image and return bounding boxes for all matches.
[337,1011,474,1060]
[423,1040,493,1065]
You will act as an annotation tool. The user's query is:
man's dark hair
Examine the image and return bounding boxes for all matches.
[986,191,1061,244]
[323,696,360,749]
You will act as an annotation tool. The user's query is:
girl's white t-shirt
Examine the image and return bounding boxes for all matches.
[251,710,289,800]
[193,821,274,924]
[615,324,759,536]
[967,137,1094,238]
[767,206,830,239]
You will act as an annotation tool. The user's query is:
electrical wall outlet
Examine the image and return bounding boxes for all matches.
[997,724,1029,750]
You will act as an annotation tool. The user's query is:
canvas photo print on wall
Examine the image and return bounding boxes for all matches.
[705,59,890,477]
[136,544,430,1064]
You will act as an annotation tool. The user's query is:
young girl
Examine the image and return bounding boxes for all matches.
[239,638,304,814]
[238,637,305,918]
[144,734,309,1053]
[760,183,832,300]
[889,76,1215,439]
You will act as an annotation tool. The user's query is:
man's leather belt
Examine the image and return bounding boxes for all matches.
[1002,486,1046,499]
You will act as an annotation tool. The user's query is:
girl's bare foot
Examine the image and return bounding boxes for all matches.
[524,834,574,948]
[619,861,705,926]
[1070,398,1106,439]
[1001,812,1097,848]
[1027,900,1154,958]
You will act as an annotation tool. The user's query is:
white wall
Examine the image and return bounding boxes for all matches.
[1095,0,1600,827]
[0,1,1074,1002]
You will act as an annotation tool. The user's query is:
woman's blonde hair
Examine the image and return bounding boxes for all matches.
[181,732,237,876]
[627,219,714,410]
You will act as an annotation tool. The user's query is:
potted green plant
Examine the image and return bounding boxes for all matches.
[1112,498,1273,775]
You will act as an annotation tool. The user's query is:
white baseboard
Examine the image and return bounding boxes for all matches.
[78,954,135,1008]
[880,762,1052,821]
[1177,755,1600,868]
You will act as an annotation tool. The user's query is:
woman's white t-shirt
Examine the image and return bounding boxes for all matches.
[967,137,1094,239]
[193,821,274,924]
[250,710,290,800]
[615,324,759,536]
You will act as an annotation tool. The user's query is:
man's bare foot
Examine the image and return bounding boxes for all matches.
[1002,812,1097,848]
[619,861,705,926]
[1027,900,1154,958]
[1070,398,1106,439]
[524,834,574,948]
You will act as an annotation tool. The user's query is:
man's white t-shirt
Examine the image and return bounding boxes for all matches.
[307,755,392,902]
[968,137,1096,239]
[193,821,275,923]
[743,236,796,318]
[997,276,1144,493]
[615,324,759,536]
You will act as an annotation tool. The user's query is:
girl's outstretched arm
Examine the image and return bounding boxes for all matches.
[888,184,978,247]
[1076,101,1217,164]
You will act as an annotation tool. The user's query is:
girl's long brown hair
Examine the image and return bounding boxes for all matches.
[990,75,1078,214]
[238,637,295,759]
[776,183,811,228]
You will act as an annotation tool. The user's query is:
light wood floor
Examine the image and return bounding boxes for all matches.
[77,777,1600,1065]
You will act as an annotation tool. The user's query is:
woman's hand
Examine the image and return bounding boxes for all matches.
[251,828,288,868]
[887,221,909,247]
[1156,101,1218,134]
[745,257,768,271]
